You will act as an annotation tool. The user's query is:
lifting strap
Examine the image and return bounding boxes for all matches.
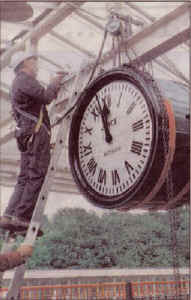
[34,107,43,133]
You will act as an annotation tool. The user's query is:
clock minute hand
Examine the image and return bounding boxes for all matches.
[102,97,113,143]
[96,95,112,144]
[102,97,110,116]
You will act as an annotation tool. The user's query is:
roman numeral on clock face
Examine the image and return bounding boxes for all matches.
[111,169,120,185]
[132,119,144,132]
[83,142,92,157]
[84,126,93,135]
[131,141,143,155]
[124,160,134,175]
[87,157,97,175]
[98,168,107,185]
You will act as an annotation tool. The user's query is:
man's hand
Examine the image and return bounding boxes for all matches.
[17,244,33,259]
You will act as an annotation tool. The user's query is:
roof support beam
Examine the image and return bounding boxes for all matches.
[126,2,156,22]
[131,28,189,66]
[126,2,189,84]
[71,4,105,32]
[155,55,189,84]
[1,1,86,69]
[101,3,189,65]
[61,3,189,84]
[153,58,189,84]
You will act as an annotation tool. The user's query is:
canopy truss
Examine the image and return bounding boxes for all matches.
[0,2,190,193]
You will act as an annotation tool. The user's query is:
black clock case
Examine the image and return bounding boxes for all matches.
[69,66,189,211]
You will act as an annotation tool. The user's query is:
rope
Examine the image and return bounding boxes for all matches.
[87,29,108,85]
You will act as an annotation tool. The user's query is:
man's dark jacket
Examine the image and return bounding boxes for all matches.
[11,71,59,131]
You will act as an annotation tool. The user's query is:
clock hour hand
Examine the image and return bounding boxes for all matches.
[96,95,112,143]
[103,116,113,143]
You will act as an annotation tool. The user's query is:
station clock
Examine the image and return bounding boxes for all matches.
[69,66,172,210]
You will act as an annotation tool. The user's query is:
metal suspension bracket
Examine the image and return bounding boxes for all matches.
[88,10,141,84]
[106,12,127,68]
[106,13,122,37]
[106,10,145,69]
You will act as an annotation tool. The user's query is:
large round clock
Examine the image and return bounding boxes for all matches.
[69,66,173,210]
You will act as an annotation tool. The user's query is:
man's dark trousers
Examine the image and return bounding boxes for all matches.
[5,126,51,222]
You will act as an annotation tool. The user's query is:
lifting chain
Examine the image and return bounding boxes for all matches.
[146,70,182,298]
[159,82,181,297]
[163,114,181,298]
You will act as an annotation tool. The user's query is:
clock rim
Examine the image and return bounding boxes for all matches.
[69,67,161,209]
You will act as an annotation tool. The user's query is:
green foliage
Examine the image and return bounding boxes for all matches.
[26,207,189,270]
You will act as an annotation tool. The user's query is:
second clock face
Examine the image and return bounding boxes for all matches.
[78,79,154,198]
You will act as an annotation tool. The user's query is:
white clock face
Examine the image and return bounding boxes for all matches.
[78,80,153,198]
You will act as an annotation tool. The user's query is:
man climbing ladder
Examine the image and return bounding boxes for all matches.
[0,51,63,235]
[0,50,84,300]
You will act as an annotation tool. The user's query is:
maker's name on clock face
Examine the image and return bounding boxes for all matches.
[78,80,153,197]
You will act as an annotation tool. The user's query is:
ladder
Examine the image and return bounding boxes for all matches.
[0,64,87,300]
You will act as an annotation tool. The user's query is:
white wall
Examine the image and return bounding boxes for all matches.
[0,186,105,219]
[0,185,145,219]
